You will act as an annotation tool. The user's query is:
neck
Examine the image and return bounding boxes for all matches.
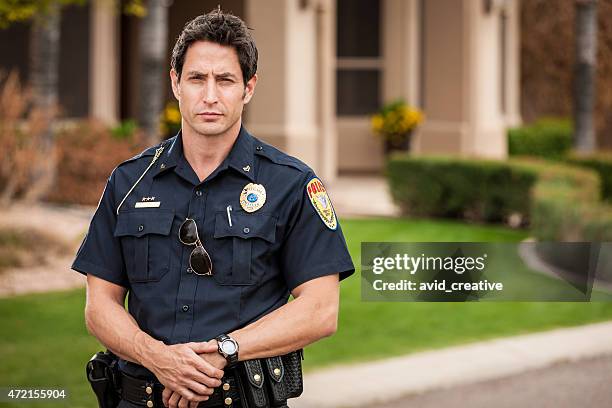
[181,119,242,182]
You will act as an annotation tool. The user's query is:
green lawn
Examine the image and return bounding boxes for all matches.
[306,218,612,368]
[2,218,612,407]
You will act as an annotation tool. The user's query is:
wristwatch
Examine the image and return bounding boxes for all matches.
[215,334,239,366]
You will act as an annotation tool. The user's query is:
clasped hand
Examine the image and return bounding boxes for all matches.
[147,340,226,408]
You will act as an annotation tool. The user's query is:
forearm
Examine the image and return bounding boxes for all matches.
[85,298,163,367]
[230,291,338,361]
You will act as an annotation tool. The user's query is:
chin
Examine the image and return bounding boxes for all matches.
[193,123,228,137]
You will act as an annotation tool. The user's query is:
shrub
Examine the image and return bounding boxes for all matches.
[0,71,56,205]
[386,156,537,223]
[110,119,139,140]
[564,152,612,202]
[46,120,146,205]
[508,118,573,159]
[387,155,612,241]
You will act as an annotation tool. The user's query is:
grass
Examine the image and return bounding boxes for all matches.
[304,218,612,369]
[2,218,612,407]
[0,290,98,407]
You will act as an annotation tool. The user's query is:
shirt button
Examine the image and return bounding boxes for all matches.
[138,225,144,232]
[195,190,202,197]
[182,305,189,312]
[243,227,250,234]
[186,267,193,274]
[256,146,263,151]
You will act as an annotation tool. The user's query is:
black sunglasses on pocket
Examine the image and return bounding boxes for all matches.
[178,218,213,276]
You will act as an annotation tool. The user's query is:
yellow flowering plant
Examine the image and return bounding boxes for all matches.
[371,100,424,151]
[160,101,182,138]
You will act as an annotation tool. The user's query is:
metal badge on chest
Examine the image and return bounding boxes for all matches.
[239,183,266,213]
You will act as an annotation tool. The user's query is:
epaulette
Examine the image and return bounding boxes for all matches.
[114,138,172,215]
[253,139,311,173]
[116,139,168,168]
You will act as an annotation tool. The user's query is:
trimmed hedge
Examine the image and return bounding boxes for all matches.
[564,152,612,202]
[387,155,612,241]
[386,157,536,222]
[508,118,573,159]
[506,118,612,203]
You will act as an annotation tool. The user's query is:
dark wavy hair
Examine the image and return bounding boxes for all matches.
[171,8,258,85]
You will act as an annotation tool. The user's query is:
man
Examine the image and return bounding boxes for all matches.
[72,9,354,408]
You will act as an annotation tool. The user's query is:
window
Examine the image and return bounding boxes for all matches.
[336,0,382,116]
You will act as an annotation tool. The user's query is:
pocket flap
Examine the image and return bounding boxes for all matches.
[214,211,276,243]
[244,360,265,389]
[264,356,284,383]
[114,210,175,238]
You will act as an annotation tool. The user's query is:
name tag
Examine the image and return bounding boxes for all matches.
[135,201,161,208]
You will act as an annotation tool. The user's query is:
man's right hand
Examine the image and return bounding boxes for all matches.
[145,342,224,403]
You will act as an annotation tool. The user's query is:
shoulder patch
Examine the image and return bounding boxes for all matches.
[306,177,337,230]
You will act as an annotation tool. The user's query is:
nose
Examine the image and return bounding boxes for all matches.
[202,78,218,105]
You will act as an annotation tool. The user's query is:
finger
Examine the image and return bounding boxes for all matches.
[184,378,215,397]
[188,367,223,388]
[198,352,227,370]
[176,385,211,403]
[162,388,172,407]
[169,392,181,408]
[191,356,225,379]
[178,396,189,408]
[189,401,199,408]
[187,341,218,354]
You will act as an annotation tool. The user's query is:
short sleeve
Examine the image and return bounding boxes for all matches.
[71,170,129,288]
[280,173,355,292]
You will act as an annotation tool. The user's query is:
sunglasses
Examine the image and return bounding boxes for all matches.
[178,218,213,276]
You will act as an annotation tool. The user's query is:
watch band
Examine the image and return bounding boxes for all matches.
[216,334,239,366]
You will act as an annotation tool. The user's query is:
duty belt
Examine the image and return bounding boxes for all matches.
[121,371,241,408]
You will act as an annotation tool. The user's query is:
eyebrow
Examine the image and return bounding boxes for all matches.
[185,71,238,80]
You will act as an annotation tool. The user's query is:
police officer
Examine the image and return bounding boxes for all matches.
[72,9,354,408]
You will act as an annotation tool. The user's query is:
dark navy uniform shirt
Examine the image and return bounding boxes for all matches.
[72,126,354,377]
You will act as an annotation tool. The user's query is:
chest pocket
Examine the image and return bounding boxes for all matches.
[114,209,175,283]
[213,210,277,285]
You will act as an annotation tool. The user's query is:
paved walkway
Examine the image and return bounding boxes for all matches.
[328,175,399,218]
[293,321,612,408]
[375,354,612,408]
[0,203,93,297]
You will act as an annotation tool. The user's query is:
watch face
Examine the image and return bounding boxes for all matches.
[221,340,237,355]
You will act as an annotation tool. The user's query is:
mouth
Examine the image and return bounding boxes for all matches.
[197,112,223,119]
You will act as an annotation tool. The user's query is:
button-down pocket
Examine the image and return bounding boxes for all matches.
[114,209,175,283]
[213,210,277,285]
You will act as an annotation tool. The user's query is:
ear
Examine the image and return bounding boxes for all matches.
[170,69,180,100]
[242,73,258,104]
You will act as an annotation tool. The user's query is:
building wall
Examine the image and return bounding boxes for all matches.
[246,0,322,172]
[417,0,514,159]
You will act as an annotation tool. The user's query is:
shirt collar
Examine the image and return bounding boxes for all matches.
[153,126,256,182]
[225,125,256,182]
